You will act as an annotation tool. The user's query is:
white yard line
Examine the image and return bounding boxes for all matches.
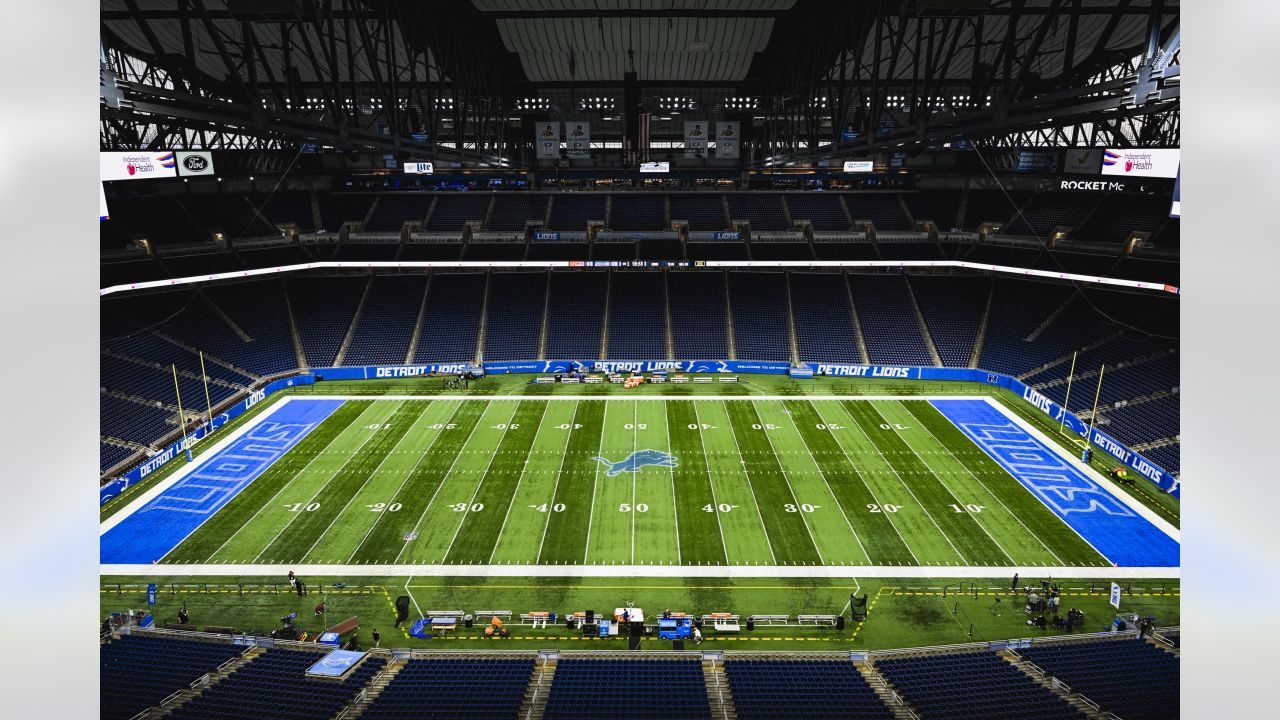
[837,400,970,563]
[810,402,920,565]
[100,563,1182,580]
[486,403,554,565]
[581,399,610,564]
[293,394,991,402]
[392,402,494,563]
[983,397,1180,542]
[300,402,432,563]
[101,396,304,535]
[630,401,638,564]
[346,401,461,563]
[861,402,1017,566]
[746,399,826,566]
[690,401,732,564]
[906,401,1066,565]
[663,400,682,565]
[534,401,580,563]
[252,400,407,563]
[193,402,376,564]
[775,400,872,564]
[437,402,521,563]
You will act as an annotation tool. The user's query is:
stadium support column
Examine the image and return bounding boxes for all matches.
[474,272,492,366]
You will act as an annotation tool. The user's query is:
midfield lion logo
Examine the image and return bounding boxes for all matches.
[593,450,678,476]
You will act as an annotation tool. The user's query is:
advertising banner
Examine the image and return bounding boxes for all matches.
[100,151,178,181]
[175,150,215,177]
[1064,148,1103,174]
[100,374,316,504]
[843,160,874,173]
[1101,148,1180,178]
[403,162,434,174]
[1110,582,1122,610]
[565,122,590,158]
[715,121,739,158]
[684,121,708,156]
[101,361,1177,503]
[535,122,560,159]
[639,162,669,173]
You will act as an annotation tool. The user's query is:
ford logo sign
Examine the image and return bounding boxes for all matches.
[183,155,208,172]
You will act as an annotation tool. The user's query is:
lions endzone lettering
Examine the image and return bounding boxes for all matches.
[930,398,1179,567]
[99,399,345,564]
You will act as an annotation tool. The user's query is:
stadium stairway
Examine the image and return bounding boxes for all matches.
[156,645,265,718]
[703,657,737,720]
[968,280,995,368]
[902,277,943,367]
[999,649,1104,719]
[518,655,557,720]
[855,662,920,720]
[344,656,407,719]
[333,275,374,367]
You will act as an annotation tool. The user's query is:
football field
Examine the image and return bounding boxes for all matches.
[101,394,1179,571]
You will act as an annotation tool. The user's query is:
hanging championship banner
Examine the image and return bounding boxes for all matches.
[684,121,707,157]
[535,122,560,159]
[715,121,739,158]
[565,122,590,158]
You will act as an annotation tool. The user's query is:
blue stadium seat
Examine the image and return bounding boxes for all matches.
[606,272,667,359]
[725,659,894,720]
[543,659,711,720]
[877,650,1087,720]
[100,634,244,720]
[344,275,431,366]
[361,657,535,720]
[1020,638,1178,720]
[168,646,386,720]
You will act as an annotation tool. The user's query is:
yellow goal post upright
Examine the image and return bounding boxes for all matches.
[1058,351,1078,437]
[1081,364,1106,465]
[199,351,214,426]
[171,364,193,463]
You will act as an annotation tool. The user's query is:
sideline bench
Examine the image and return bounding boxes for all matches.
[748,614,789,626]
[702,613,741,633]
[475,610,511,622]
[325,616,359,635]
[798,614,839,627]
[521,612,551,628]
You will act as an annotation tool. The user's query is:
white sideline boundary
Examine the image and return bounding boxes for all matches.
[98,394,1181,578]
[100,397,302,535]
[98,563,1179,579]
[290,395,986,402]
[981,397,1181,542]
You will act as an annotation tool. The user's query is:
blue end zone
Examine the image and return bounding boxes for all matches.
[100,399,344,564]
[930,399,1179,567]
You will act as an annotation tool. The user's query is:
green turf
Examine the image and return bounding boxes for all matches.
[143,393,1118,568]
[103,375,1179,531]
[101,574,1180,652]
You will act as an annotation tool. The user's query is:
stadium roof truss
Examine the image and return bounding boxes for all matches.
[100,0,1179,165]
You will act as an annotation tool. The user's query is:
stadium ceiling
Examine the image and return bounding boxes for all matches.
[100,0,1179,163]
